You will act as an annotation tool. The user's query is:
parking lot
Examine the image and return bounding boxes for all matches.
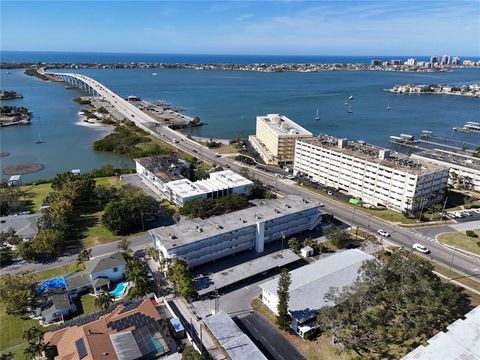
[445,209,480,223]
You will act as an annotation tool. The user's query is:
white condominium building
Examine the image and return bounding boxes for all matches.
[135,155,253,206]
[411,150,480,191]
[149,195,322,268]
[294,136,450,212]
[249,114,313,165]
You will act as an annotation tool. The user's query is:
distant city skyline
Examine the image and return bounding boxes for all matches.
[1,0,479,56]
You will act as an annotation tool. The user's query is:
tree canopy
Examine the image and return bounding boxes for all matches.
[102,192,160,235]
[168,260,193,298]
[276,268,292,331]
[316,250,471,358]
[0,272,36,315]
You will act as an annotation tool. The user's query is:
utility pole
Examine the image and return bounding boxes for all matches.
[447,246,457,282]
[441,196,449,221]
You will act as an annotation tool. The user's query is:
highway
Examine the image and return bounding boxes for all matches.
[49,72,480,283]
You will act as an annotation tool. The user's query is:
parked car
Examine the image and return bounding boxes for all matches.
[474,209,480,214]
[318,203,325,208]
[377,229,391,237]
[147,272,155,282]
[412,243,430,254]
[463,211,473,217]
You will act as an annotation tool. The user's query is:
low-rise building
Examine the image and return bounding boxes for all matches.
[165,170,253,206]
[294,135,450,212]
[249,114,313,165]
[43,298,169,360]
[259,249,374,337]
[150,195,322,268]
[411,149,480,191]
[203,312,267,360]
[135,155,252,206]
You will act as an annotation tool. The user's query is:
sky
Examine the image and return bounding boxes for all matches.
[1,0,479,56]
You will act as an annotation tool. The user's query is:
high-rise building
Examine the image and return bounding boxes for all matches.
[406,58,416,66]
[293,135,450,212]
[441,55,450,65]
[371,59,382,66]
[452,56,460,65]
[249,114,313,165]
[430,55,438,64]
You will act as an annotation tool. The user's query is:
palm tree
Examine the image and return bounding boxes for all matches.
[94,291,114,310]
[145,247,158,261]
[126,259,149,296]
[22,327,45,360]
[77,249,92,269]
[0,352,14,360]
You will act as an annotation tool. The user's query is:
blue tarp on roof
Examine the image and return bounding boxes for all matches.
[36,276,67,295]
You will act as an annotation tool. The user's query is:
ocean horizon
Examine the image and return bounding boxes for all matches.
[3,50,476,64]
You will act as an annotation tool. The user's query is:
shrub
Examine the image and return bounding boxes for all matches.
[466,230,478,238]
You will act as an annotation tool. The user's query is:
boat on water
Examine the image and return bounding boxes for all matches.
[453,121,480,134]
[152,73,158,76]
[386,104,390,111]
[35,134,44,144]
[344,101,349,106]
[348,95,354,100]
[315,108,320,121]
[347,105,353,113]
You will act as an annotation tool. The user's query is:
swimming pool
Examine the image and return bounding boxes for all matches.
[110,282,127,298]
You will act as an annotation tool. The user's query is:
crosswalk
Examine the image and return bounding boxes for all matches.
[404,228,438,243]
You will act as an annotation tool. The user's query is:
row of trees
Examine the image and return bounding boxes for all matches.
[179,193,249,219]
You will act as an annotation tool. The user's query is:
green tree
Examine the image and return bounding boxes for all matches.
[316,250,469,358]
[102,193,160,235]
[0,272,36,315]
[94,291,114,310]
[0,185,26,216]
[117,238,132,253]
[0,227,21,246]
[288,237,301,254]
[239,166,251,179]
[325,227,352,249]
[0,352,14,360]
[276,268,292,331]
[181,345,202,360]
[16,229,62,261]
[145,247,159,260]
[168,260,193,298]
[22,326,45,360]
[126,258,150,297]
[77,249,92,269]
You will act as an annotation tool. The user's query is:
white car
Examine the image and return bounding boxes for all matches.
[147,272,155,282]
[474,209,480,214]
[377,229,391,237]
[412,243,430,254]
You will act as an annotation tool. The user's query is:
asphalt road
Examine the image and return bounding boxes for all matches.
[39,73,480,284]
[235,312,304,360]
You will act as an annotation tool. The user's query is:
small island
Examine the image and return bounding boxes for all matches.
[0,105,32,127]
[387,83,480,97]
[0,90,23,100]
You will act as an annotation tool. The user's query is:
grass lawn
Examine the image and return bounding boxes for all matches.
[250,298,353,360]
[431,262,480,293]
[437,230,480,256]
[20,183,52,212]
[94,176,122,188]
[212,143,240,154]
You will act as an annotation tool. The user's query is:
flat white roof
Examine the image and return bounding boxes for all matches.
[203,312,267,360]
[402,306,480,360]
[257,114,312,137]
[8,175,21,181]
[259,249,375,323]
[165,170,253,199]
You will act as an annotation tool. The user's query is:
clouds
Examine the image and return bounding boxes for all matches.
[1,0,478,55]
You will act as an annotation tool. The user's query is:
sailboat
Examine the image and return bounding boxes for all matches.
[315,108,320,121]
[347,105,353,113]
[386,103,390,111]
[35,133,44,144]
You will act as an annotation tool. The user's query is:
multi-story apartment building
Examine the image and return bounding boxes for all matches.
[249,114,312,165]
[412,149,480,191]
[149,195,322,268]
[294,136,450,212]
[135,155,252,206]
